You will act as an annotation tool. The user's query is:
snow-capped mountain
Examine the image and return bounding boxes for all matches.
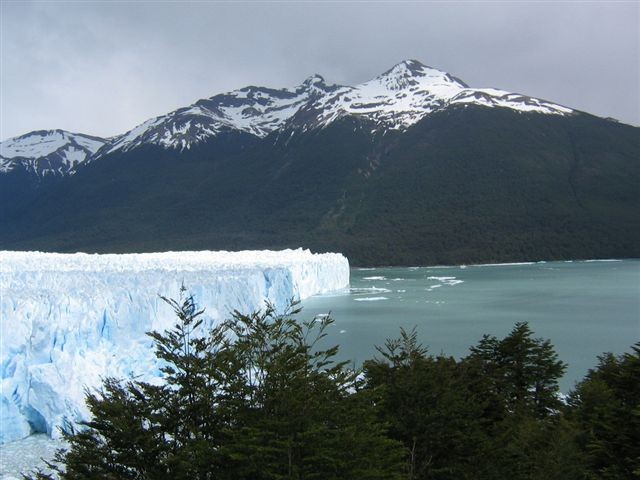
[103,75,341,155]
[0,129,108,177]
[100,59,574,155]
[1,60,576,172]
[289,60,573,131]
[1,60,637,267]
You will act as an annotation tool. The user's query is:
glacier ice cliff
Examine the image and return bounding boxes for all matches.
[0,249,349,444]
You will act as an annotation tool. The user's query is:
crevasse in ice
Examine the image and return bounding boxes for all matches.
[0,249,349,444]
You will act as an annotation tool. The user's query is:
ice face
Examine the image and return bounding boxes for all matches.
[0,249,349,444]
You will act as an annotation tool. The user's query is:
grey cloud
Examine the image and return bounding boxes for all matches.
[2,1,638,140]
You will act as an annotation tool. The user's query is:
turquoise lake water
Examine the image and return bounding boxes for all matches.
[302,260,640,392]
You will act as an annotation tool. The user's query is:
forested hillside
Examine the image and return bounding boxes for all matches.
[3,106,638,265]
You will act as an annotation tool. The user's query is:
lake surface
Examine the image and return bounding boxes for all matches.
[2,259,638,477]
[302,259,640,392]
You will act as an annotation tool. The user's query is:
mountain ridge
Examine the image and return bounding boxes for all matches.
[2,60,581,177]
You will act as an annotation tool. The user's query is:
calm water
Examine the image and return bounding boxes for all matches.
[302,260,640,392]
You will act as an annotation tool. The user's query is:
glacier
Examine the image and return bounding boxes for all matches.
[0,249,349,444]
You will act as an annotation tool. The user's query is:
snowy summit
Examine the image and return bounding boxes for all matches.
[105,60,572,154]
[0,130,108,177]
[0,60,574,176]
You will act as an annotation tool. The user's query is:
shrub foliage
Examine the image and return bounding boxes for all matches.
[26,291,640,480]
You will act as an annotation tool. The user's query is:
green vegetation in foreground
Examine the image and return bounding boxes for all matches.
[27,290,640,479]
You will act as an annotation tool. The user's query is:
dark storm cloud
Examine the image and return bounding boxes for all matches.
[2,1,638,140]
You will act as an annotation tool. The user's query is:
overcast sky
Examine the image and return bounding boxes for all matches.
[2,1,638,141]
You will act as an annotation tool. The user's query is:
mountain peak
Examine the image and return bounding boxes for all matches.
[397,58,427,71]
[302,74,325,87]
[11,129,67,141]
[383,59,436,76]
[0,129,108,176]
[378,60,467,90]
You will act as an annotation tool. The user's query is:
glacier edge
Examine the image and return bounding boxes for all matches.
[0,249,349,444]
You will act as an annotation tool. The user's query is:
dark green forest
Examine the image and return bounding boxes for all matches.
[3,108,639,266]
[28,292,639,480]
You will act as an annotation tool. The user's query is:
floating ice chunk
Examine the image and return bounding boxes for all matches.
[351,287,392,294]
[0,433,64,477]
[426,276,464,287]
[470,262,535,267]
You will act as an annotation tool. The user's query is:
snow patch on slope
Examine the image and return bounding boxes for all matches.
[104,78,339,154]
[0,130,108,176]
[0,249,349,444]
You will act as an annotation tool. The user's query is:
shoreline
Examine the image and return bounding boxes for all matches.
[354,258,634,269]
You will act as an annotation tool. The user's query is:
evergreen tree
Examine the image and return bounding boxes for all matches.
[26,290,403,480]
[217,302,404,479]
[567,343,640,479]
[363,328,489,480]
[29,299,633,480]
[463,323,582,480]
[466,322,567,419]
[363,323,577,480]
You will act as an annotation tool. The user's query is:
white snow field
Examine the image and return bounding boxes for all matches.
[0,249,349,444]
[0,130,107,176]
